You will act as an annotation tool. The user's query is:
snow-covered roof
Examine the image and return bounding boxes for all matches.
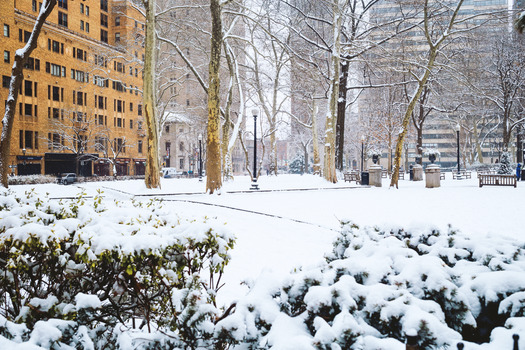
[163,111,193,124]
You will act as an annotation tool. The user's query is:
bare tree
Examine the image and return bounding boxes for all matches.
[390,0,465,188]
[46,107,100,175]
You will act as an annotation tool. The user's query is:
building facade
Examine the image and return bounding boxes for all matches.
[0,0,146,177]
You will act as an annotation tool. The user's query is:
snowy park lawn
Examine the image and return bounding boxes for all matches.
[3,173,525,349]
[10,173,524,306]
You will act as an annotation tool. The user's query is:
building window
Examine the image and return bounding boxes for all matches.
[52,86,60,101]
[80,3,84,13]
[74,47,87,61]
[100,13,108,27]
[97,95,104,109]
[179,158,184,169]
[138,140,143,154]
[80,20,84,31]
[138,104,142,116]
[48,63,63,77]
[25,130,33,149]
[117,117,122,127]
[49,39,64,54]
[19,29,31,43]
[100,0,108,12]
[24,57,40,71]
[129,102,133,111]
[86,5,89,16]
[24,80,33,96]
[24,103,33,116]
[58,0,67,10]
[4,51,9,63]
[3,24,9,37]
[58,12,68,27]
[100,29,108,43]
[75,91,84,106]
[179,142,184,152]
[2,75,10,88]
[115,32,120,43]
[94,54,107,67]
[186,99,190,106]
[32,0,37,11]
[86,22,89,33]
[165,125,170,133]
[129,119,133,129]
[115,16,120,26]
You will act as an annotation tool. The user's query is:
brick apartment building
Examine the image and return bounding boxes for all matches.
[0,0,146,177]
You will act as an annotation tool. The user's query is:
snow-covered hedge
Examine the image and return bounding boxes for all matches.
[216,221,525,349]
[7,175,57,185]
[0,189,235,349]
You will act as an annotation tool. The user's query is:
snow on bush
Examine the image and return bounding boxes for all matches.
[216,221,525,349]
[498,152,513,175]
[0,189,235,349]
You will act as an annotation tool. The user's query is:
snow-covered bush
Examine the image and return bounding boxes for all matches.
[498,152,513,174]
[216,221,525,349]
[0,189,235,349]
[7,175,58,185]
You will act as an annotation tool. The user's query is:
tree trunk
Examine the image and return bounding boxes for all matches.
[336,57,349,171]
[222,42,234,181]
[143,0,160,189]
[206,0,223,194]
[323,1,343,184]
[312,101,321,176]
[416,126,423,165]
[0,0,57,187]
[473,122,484,163]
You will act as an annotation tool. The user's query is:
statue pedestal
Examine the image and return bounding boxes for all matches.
[413,164,423,181]
[369,165,382,187]
[425,164,441,188]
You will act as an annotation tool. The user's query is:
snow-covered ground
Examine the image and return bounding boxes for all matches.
[11,173,523,307]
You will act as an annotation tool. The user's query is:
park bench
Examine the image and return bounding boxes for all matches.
[343,172,360,184]
[440,173,445,180]
[381,170,388,178]
[452,170,471,179]
[478,174,516,188]
[387,171,404,180]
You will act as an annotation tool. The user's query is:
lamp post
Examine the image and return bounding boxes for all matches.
[455,123,461,179]
[198,133,203,182]
[251,109,259,190]
[360,135,365,173]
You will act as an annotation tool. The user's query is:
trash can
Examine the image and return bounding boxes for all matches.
[361,171,369,185]
[409,165,414,181]
[521,169,525,181]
